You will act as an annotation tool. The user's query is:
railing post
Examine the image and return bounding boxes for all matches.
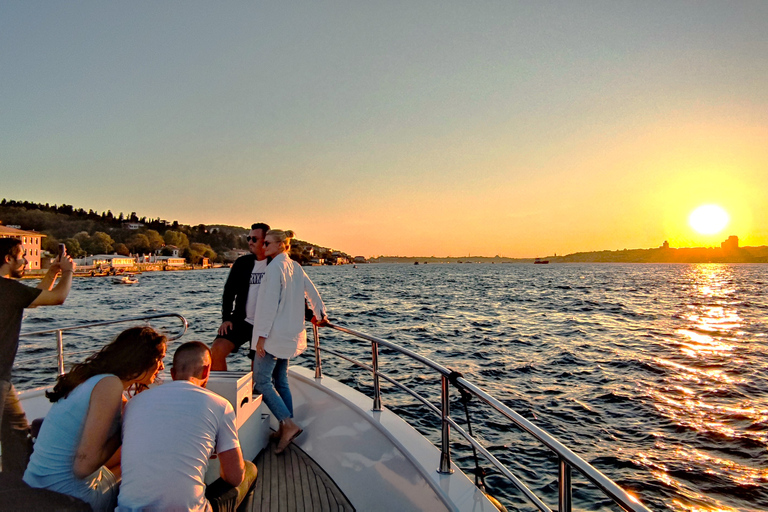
[559,457,572,512]
[313,324,322,379]
[438,374,454,474]
[56,330,65,376]
[371,341,382,411]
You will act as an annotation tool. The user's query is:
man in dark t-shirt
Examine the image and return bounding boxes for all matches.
[211,222,270,371]
[0,238,75,474]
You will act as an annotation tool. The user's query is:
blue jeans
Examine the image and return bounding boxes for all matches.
[252,353,292,423]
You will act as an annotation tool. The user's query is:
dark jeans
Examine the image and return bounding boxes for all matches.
[0,380,31,476]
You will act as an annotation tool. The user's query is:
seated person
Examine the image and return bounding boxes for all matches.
[23,327,167,512]
[117,341,257,512]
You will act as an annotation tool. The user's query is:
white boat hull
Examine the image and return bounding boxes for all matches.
[285,366,497,512]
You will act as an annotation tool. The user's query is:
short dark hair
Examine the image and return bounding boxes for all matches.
[251,223,270,233]
[1,238,22,260]
[173,341,211,378]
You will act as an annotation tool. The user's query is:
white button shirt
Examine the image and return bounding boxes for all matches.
[251,252,327,359]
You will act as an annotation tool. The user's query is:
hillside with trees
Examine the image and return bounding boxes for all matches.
[0,199,352,265]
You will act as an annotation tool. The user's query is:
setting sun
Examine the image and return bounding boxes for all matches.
[689,205,730,235]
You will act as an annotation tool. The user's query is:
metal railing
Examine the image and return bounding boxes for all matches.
[312,322,650,512]
[17,313,189,375]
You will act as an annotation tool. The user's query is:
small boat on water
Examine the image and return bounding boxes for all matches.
[534,258,550,264]
[9,313,650,512]
[112,274,138,285]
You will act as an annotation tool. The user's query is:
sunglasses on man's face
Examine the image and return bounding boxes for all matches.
[246,236,261,242]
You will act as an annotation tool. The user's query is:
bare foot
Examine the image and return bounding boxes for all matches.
[275,422,303,454]
[269,425,283,442]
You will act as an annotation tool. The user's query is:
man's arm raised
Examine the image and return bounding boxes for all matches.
[29,255,75,307]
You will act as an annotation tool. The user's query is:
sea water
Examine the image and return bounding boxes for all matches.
[15,263,768,511]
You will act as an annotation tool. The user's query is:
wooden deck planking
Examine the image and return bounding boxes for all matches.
[250,441,354,512]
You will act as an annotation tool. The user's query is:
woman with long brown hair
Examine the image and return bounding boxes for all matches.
[24,326,167,512]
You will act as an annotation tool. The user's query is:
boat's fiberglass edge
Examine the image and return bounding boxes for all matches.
[287,365,498,512]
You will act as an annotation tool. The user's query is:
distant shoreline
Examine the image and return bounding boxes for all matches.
[372,244,768,264]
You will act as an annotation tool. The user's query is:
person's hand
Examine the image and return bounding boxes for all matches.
[312,316,329,327]
[59,254,75,272]
[48,260,62,275]
[256,337,266,358]
[218,321,233,336]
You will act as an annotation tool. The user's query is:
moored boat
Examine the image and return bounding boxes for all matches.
[112,274,139,285]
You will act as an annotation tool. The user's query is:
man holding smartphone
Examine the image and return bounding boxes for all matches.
[0,238,76,474]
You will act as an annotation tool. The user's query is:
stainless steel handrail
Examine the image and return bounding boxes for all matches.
[315,322,650,512]
[17,313,189,375]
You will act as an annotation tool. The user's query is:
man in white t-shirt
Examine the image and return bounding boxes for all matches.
[117,342,258,512]
[211,222,270,370]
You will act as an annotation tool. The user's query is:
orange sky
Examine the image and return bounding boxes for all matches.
[2,3,767,257]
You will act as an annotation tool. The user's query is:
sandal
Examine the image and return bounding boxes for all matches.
[275,428,303,454]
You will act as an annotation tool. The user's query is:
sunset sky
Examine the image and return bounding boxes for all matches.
[2,2,767,257]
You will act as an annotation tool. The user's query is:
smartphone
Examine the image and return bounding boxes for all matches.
[58,243,67,257]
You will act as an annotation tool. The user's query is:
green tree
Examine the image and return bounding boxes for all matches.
[63,238,84,258]
[145,229,165,252]
[163,230,189,249]
[42,236,60,254]
[127,234,150,253]
[114,243,130,256]
[186,243,215,264]
[84,231,114,254]
[73,231,90,243]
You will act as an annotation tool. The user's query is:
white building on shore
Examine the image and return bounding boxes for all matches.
[74,254,136,268]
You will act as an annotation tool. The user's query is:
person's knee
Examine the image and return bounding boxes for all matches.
[244,460,257,485]
[234,461,258,508]
[240,461,258,494]
[211,339,234,361]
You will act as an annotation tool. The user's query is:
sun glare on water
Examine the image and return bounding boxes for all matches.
[689,205,730,235]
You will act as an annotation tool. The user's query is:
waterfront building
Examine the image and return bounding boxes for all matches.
[151,255,186,266]
[155,245,180,257]
[0,224,45,270]
[74,254,137,268]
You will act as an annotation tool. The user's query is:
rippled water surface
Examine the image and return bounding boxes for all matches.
[16,263,768,511]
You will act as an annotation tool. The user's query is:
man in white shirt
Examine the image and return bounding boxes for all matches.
[211,222,270,370]
[117,342,257,512]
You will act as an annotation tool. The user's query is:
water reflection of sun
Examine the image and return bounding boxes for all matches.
[677,266,741,359]
[637,264,764,511]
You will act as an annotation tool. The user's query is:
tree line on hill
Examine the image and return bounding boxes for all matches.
[0,199,242,264]
[0,199,352,265]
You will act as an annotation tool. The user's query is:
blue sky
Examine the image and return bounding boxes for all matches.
[2,2,767,256]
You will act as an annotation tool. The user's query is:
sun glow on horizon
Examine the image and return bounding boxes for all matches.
[689,205,730,235]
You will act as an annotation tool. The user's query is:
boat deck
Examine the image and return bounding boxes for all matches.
[249,441,355,512]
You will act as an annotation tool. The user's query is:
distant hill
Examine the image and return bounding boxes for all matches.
[371,239,768,264]
[547,245,768,264]
[0,199,353,264]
